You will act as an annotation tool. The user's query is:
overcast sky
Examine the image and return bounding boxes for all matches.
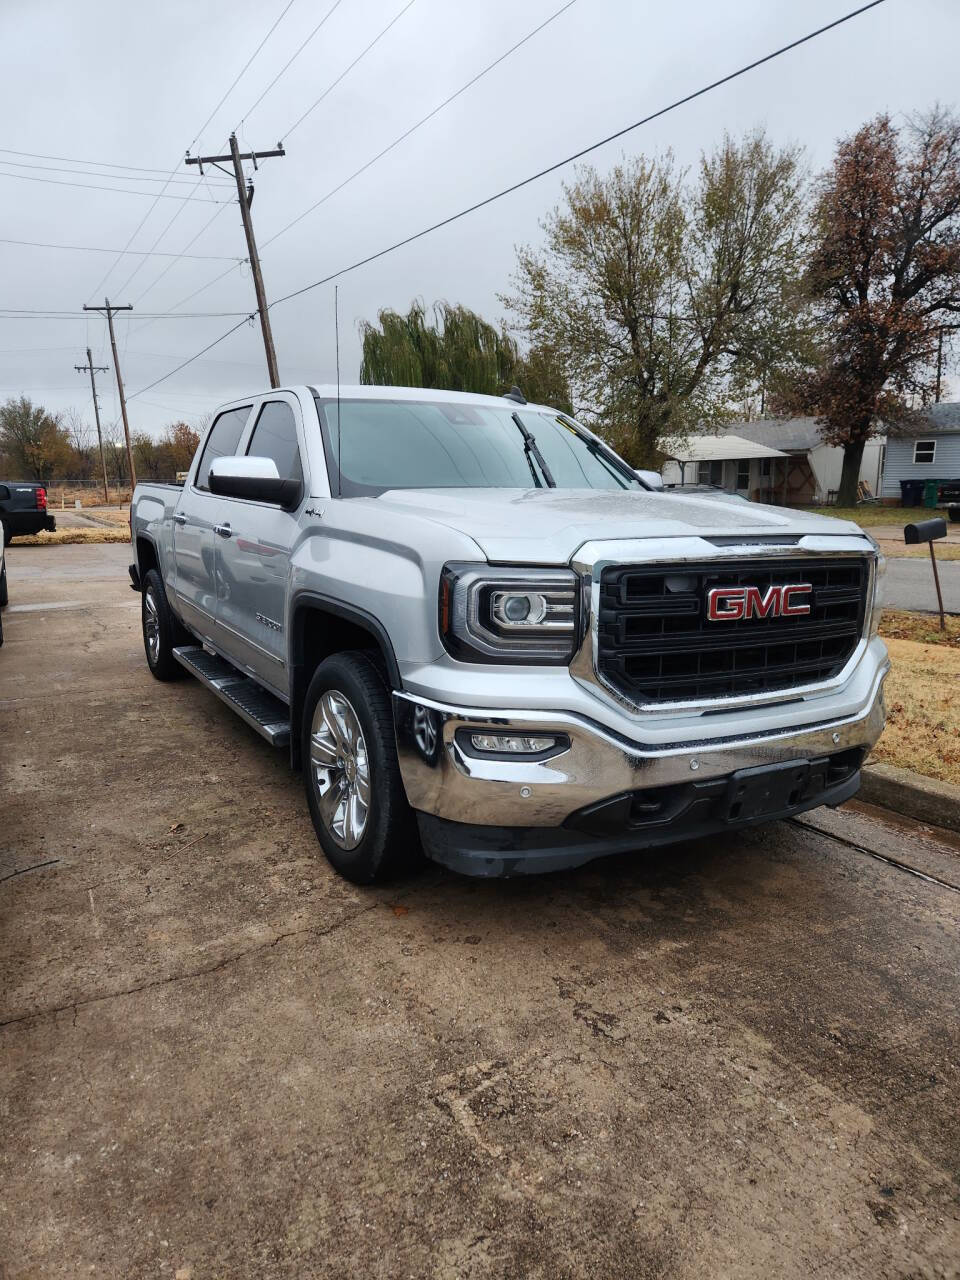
[1,0,958,439]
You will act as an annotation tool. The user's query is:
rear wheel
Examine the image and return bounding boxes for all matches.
[302,651,418,884]
[0,558,7,607]
[141,568,185,681]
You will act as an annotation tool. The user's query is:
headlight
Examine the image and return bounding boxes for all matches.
[864,536,886,638]
[439,563,580,663]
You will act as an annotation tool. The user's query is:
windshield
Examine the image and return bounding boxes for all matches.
[312,397,641,496]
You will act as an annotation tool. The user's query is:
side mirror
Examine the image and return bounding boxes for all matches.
[208,456,301,508]
[634,468,664,491]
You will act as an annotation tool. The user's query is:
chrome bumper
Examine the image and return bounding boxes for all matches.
[393,660,889,828]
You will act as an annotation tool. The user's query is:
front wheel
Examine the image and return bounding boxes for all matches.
[0,559,7,607]
[302,652,418,884]
[141,568,185,681]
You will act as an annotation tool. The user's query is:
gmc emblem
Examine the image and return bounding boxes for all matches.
[706,583,812,622]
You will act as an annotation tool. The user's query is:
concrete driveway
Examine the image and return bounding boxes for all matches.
[1,544,959,1279]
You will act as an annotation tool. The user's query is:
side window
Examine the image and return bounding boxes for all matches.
[194,406,251,491]
[246,400,303,483]
[913,439,936,465]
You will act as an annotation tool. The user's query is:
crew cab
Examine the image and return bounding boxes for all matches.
[130,385,889,882]
[0,481,56,542]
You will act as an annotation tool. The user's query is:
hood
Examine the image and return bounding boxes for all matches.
[371,487,865,563]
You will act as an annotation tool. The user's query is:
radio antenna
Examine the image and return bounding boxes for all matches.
[334,284,342,497]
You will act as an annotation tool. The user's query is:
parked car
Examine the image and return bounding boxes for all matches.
[0,481,56,542]
[130,385,889,883]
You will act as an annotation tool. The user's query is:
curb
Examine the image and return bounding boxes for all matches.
[859,762,960,834]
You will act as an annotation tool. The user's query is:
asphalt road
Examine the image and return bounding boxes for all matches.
[2,544,959,1279]
[884,555,960,613]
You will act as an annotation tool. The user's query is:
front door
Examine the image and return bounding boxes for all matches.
[172,404,251,636]
[214,395,305,694]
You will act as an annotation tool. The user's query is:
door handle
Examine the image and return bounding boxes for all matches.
[215,523,232,538]
[173,513,187,525]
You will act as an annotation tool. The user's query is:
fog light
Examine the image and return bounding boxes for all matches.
[470,733,558,754]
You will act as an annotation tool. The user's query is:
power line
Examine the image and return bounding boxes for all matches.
[128,316,255,399]
[124,0,420,324]
[130,203,236,308]
[0,308,251,317]
[190,0,300,151]
[0,236,242,260]
[281,0,418,140]
[86,0,299,309]
[0,157,231,187]
[112,199,193,301]
[122,0,890,398]
[237,0,345,128]
[0,170,226,201]
[270,0,890,308]
[0,146,221,176]
[262,0,579,249]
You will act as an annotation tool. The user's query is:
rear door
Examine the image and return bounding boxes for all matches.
[214,393,306,694]
[172,405,251,635]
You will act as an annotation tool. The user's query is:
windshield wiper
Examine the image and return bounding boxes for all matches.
[511,412,556,488]
[556,413,641,488]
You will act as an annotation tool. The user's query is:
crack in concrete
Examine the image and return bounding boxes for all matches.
[0,897,386,1033]
[790,816,960,894]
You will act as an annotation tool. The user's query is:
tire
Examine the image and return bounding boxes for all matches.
[0,559,7,607]
[141,568,186,681]
[302,651,419,884]
[949,507,960,524]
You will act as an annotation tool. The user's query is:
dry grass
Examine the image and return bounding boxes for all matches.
[873,613,960,783]
[880,610,960,647]
[47,486,132,508]
[872,538,960,561]
[804,505,932,526]
[15,528,129,546]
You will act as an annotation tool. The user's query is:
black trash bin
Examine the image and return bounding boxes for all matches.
[900,479,924,507]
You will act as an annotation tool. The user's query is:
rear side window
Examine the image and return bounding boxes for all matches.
[246,400,303,483]
[194,406,251,490]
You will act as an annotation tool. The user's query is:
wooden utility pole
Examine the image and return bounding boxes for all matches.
[185,134,284,387]
[936,326,944,403]
[83,299,135,491]
[75,347,110,503]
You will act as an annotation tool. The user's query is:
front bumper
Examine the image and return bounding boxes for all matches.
[393,653,889,874]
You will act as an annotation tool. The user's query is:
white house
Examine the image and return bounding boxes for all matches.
[662,418,886,504]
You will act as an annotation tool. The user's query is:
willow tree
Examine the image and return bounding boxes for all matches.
[502,130,808,465]
[359,299,573,410]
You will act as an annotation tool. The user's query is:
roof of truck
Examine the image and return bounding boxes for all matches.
[307,384,555,411]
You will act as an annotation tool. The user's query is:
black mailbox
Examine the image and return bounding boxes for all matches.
[904,517,947,545]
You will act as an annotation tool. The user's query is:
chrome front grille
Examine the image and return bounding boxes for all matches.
[596,557,869,707]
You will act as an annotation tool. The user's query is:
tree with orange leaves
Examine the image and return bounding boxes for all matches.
[796,108,960,506]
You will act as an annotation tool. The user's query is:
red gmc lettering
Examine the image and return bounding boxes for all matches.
[706,583,812,622]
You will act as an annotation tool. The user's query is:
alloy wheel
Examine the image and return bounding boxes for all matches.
[144,588,161,665]
[309,689,371,849]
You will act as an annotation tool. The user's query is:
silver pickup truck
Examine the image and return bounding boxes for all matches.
[130,384,889,882]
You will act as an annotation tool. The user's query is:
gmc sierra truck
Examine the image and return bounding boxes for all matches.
[130,385,888,883]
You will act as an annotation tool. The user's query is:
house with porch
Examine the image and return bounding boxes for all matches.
[661,418,886,504]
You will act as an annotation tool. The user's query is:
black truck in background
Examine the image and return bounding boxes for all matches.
[0,482,56,541]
